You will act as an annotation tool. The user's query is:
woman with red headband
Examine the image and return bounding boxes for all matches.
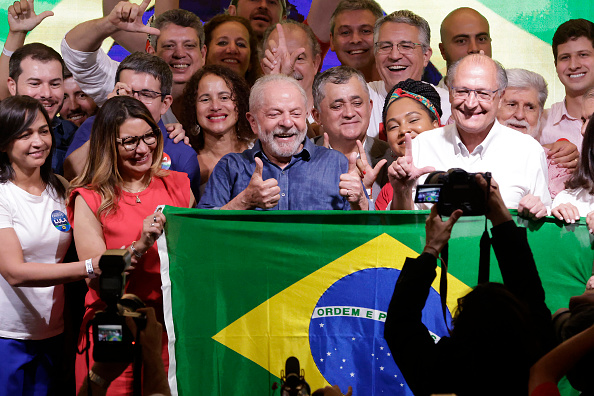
[375,79,443,210]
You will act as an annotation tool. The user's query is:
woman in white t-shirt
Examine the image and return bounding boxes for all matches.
[0,96,101,395]
[552,115,594,233]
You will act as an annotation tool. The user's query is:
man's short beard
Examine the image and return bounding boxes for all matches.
[258,124,307,160]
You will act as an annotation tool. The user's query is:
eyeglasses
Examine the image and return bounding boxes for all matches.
[374,41,422,54]
[131,89,167,104]
[116,130,158,151]
[450,87,500,102]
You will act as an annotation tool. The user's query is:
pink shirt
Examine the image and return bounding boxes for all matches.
[539,100,583,151]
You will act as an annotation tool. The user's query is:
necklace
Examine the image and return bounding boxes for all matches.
[122,178,151,204]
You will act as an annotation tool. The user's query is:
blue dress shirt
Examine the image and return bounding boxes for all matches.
[198,138,352,210]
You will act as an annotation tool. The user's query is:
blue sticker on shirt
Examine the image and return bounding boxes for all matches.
[51,210,71,232]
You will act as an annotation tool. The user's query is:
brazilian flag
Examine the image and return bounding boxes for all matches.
[157,208,592,396]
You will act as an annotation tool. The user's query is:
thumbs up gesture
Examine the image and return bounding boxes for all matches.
[388,133,435,209]
[340,152,369,210]
[237,157,281,209]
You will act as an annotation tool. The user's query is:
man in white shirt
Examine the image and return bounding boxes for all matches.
[388,54,551,219]
[367,10,450,139]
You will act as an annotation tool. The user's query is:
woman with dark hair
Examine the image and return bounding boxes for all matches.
[204,14,261,86]
[0,95,101,395]
[67,96,194,393]
[182,64,255,192]
[552,115,594,227]
[375,79,442,210]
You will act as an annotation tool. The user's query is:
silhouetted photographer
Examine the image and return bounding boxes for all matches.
[384,175,554,396]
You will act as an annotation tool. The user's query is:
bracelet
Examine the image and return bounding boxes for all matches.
[130,241,143,258]
[2,47,14,57]
[88,369,109,389]
[85,258,96,279]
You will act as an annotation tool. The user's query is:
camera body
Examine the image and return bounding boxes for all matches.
[91,249,146,362]
[415,168,491,216]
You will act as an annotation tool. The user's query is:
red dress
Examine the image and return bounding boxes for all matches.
[67,171,190,395]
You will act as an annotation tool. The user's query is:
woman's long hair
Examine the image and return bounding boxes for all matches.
[69,96,165,218]
[566,114,594,193]
[0,95,65,198]
[182,64,254,151]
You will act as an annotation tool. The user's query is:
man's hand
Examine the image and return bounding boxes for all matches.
[518,193,548,221]
[7,0,53,34]
[475,174,512,226]
[107,0,160,36]
[165,123,190,145]
[552,203,580,224]
[261,24,306,76]
[340,152,369,210]
[423,205,463,257]
[239,157,281,209]
[587,211,594,234]
[547,140,579,171]
[356,140,387,190]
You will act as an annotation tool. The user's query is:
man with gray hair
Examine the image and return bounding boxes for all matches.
[388,54,551,218]
[198,74,368,210]
[311,65,394,206]
[367,10,451,139]
[261,20,322,121]
[497,68,578,197]
[61,1,206,123]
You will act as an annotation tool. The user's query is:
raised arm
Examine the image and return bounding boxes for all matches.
[306,0,341,43]
[0,0,54,100]
[66,0,159,52]
[529,324,594,394]
[384,205,462,394]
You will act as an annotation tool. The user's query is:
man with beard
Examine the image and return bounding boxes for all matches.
[6,43,77,176]
[60,68,98,127]
[388,54,551,219]
[198,74,368,210]
[497,68,578,198]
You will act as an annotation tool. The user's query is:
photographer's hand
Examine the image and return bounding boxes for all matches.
[423,205,463,257]
[475,174,512,226]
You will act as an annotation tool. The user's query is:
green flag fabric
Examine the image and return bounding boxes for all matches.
[157,208,593,396]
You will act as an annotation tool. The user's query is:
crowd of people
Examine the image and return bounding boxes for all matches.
[0,0,594,394]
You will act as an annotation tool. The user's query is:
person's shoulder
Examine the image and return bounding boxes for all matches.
[414,124,450,144]
[498,123,544,149]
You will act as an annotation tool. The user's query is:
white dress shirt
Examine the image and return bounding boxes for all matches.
[410,120,551,209]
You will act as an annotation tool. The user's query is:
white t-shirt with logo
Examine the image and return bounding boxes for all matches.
[0,181,71,340]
